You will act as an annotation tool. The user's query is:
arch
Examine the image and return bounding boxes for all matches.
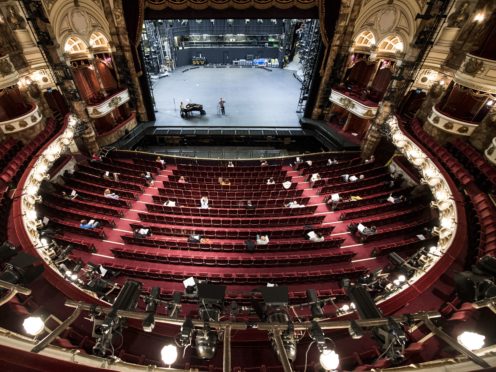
[64,36,89,54]
[378,34,404,53]
[89,31,110,48]
[354,30,376,48]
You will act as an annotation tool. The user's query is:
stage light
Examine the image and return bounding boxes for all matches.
[398,275,406,283]
[319,349,340,370]
[23,316,44,336]
[457,331,485,351]
[143,286,161,332]
[160,344,178,366]
[307,289,323,318]
[341,304,350,312]
[195,326,218,360]
[178,317,193,346]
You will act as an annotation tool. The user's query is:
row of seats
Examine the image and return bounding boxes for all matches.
[41,200,116,228]
[89,159,159,177]
[130,223,334,239]
[371,235,438,256]
[51,234,97,253]
[63,177,139,200]
[172,168,288,179]
[359,217,431,243]
[138,212,325,228]
[0,138,22,169]
[121,234,345,252]
[350,205,428,227]
[306,161,376,180]
[76,164,148,187]
[102,261,368,284]
[158,187,303,200]
[48,217,107,239]
[300,157,362,175]
[326,186,408,209]
[152,195,311,209]
[311,163,382,187]
[145,203,317,217]
[105,157,162,173]
[53,183,131,208]
[469,192,496,256]
[177,164,283,172]
[43,192,125,217]
[110,246,356,267]
[320,173,391,194]
[168,174,291,184]
[339,201,407,220]
[162,180,296,192]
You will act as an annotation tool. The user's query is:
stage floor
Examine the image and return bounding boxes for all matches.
[151,66,302,128]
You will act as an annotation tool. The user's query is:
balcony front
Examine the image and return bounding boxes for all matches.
[0,55,19,90]
[329,87,379,119]
[0,103,43,134]
[86,88,130,118]
[427,105,479,137]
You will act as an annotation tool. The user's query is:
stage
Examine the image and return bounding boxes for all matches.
[151,65,302,128]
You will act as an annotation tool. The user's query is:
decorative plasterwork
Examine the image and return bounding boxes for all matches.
[86,88,130,118]
[0,55,19,90]
[329,89,378,119]
[454,54,496,95]
[145,0,318,10]
[0,104,42,134]
[485,137,496,166]
[427,105,478,137]
[96,113,137,147]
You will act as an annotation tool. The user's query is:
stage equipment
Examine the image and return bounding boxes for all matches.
[143,286,161,332]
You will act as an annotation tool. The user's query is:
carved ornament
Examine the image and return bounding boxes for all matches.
[463,57,484,76]
[145,0,317,10]
[109,96,122,108]
[339,97,355,110]
[0,58,14,77]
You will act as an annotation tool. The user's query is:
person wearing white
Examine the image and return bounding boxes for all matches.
[307,230,325,242]
[227,161,234,167]
[286,200,303,208]
[200,196,209,209]
[163,200,177,207]
[282,181,292,189]
[327,158,337,165]
[310,173,321,182]
[256,234,269,245]
[267,177,275,185]
[306,160,313,166]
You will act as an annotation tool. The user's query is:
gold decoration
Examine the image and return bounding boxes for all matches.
[5,124,15,131]
[0,58,14,77]
[364,109,374,117]
[109,96,122,108]
[92,108,102,115]
[18,120,28,128]
[457,126,469,134]
[145,0,317,10]
[443,122,454,130]
[463,57,484,76]
[30,115,37,123]
[339,97,355,110]
[432,115,440,124]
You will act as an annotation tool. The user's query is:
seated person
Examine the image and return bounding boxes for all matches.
[310,173,321,182]
[342,174,362,182]
[112,172,120,181]
[306,230,325,242]
[219,177,231,186]
[156,156,165,167]
[227,161,234,168]
[350,195,363,201]
[327,158,338,165]
[178,176,187,183]
[163,199,177,207]
[260,160,269,167]
[387,193,405,204]
[63,189,78,200]
[246,200,255,210]
[134,227,151,238]
[357,223,377,236]
[188,234,202,243]
[200,196,209,209]
[267,177,275,185]
[104,188,120,200]
[294,157,303,166]
[286,200,304,208]
[80,219,100,229]
[103,171,111,181]
[282,180,292,190]
[329,193,340,210]
[364,155,375,164]
[256,234,270,245]
[305,160,313,167]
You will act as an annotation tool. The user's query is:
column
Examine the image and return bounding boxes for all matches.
[360,101,392,159]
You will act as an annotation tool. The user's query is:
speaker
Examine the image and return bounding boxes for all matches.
[245,240,256,252]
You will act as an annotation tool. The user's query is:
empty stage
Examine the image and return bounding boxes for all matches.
[152,66,302,128]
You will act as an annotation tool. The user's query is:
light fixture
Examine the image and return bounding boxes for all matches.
[26,210,37,221]
[487,100,494,107]
[320,349,340,370]
[457,331,485,351]
[160,344,178,366]
[26,184,39,196]
[341,304,350,312]
[23,316,45,336]
[440,217,455,230]
[397,274,406,283]
[439,80,445,86]
[473,13,485,23]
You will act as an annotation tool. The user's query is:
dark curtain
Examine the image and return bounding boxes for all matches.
[94,113,115,134]
[43,89,69,116]
[345,114,369,137]
[347,61,376,88]
[439,85,486,122]
[96,60,118,93]
[0,87,29,120]
[122,0,144,74]
[72,67,101,103]
[474,11,496,60]
[369,68,393,101]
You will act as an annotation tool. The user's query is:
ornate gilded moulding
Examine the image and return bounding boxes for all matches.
[145,0,318,10]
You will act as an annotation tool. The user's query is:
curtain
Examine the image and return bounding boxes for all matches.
[94,113,115,134]
[96,60,118,93]
[369,68,392,101]
[72,67,101,103]
[347,61,376,88]
[0,87,29,119]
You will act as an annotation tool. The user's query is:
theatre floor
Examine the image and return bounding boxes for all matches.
[151,66,302,128]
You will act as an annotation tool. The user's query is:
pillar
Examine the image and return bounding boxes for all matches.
[361,101,392,160]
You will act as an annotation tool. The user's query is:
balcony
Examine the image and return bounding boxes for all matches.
[329,87,378,119]
[0,55,19,90]
[454,53,496,95]
[86,88,130,118]
[0,103,43,134]
[427,105,479,136]
[485,137,496,166]
[96,112,137,147]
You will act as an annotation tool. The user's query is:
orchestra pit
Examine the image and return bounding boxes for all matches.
[1,1,496,372]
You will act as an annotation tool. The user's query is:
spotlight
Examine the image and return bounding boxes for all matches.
[23,316,45,336]
[457,331,485,351]
[160,344,178,366]
[167,292,182,318]
[349,320,363,339]
[319,349,340,371]
[143,286,161,332]
[178,317,193,347]
[195,325,218,360]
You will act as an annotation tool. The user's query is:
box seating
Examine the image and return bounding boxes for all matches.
[41,200,116,227]
[173,168,288,179]
[52,183,131,208]
[371,235,438,256]
[358,217,432,243]
[339,201,406,220]
[110,246,355,267]
[168,174,292,185]
[101,261,367,284]
[63,177,139,199]
[121,234,344,252]
[162,180,296,192]
[152,195,311,209]
[50,235,97,253]
[158,187,303,200]
[76,164,147,187]
[320,173,391,194]
[145,203,317,217]
[138,212,325,228]
[130,223,333,239]
[43,192,124,217]
[48,217,107,239]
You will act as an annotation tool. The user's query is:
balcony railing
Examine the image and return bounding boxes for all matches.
[0,55,19,90]
[96,112,137,147]
[454,53,496,95]
[0,103,42,134]
[86,88,130,118]
[329,87,378,119]
[427,105,479,136]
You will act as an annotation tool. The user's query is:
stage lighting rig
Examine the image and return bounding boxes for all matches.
[0,251,44,286]
[92,280,142,357]
[197,283,226,322]
[195,323,219,360]
[143,286,161,332]
[177,317,193,347]
[167,292,182,318]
